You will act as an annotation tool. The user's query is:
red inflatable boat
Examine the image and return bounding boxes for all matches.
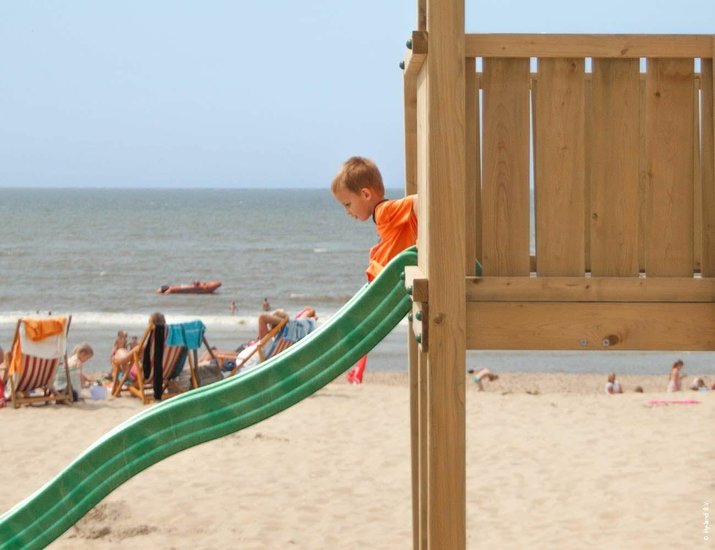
[157,281,222,295]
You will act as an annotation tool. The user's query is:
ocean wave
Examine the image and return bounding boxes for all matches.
[0,311,261,329]
[288,293,354,303]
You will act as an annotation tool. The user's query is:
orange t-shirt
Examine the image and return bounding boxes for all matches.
[366,195,417,281]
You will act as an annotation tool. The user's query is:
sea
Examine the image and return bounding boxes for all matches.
[1,188,713,378]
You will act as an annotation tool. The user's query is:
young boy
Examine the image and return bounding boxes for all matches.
[331,156,418,383]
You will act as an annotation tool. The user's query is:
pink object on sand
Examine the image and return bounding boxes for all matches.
[647,399,701,406]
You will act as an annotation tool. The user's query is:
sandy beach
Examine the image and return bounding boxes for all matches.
[1,371,713,549]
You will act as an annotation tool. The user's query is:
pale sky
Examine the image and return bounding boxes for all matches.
[1,0,712,188]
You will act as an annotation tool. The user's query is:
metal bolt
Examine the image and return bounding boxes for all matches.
[399,61,405,70]
[415,311,423,321]
[415,334,422,344]
[406,286,413,295]
[406,38,413,49]
[408,313,413,322]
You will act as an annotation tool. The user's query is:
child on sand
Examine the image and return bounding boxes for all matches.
[667,359,685,392]
[471,367,498,391]
[54,342,94,402]
[331,156,418,384]
[604,372,623,394]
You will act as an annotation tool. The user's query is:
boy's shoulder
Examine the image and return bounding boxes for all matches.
[374,194,417,226]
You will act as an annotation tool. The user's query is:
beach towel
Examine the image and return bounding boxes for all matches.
[9,318,67,375]
[263,318,316,358]
[166,320,205,350]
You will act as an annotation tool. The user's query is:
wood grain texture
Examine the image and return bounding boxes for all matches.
[466,275,715,302]
[590,59,641,276]
[645,58,695,276]
[534,58,586,276]
[420,1,467,547]
[481,58,531,276]
[465,58,478,275]
[467,302,715,350]
[702,52,715,277]
[466,34,713,58]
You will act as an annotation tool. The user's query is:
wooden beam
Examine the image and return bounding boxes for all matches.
[466,276,715,302]
[467,302,715,350]
[404,57,418,195]
[420,0,466,547]
[466,34,714,58]
[404,265,429,303]
[403,31,428,79]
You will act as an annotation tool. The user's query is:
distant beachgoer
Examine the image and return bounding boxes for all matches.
[230,301,237,315]
[667,359,685,392]
[262,298,271,312]
[55,342,94,402]
[689,377,709,392]
[0,344,4,366]
[634,386,644,393]
[605,372,623,394]
[472,367,498,391]
[111,330,128,360]
[128,335,138,349]
[111,313,166,397]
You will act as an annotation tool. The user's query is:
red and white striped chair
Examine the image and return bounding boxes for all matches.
[2,316,72,408]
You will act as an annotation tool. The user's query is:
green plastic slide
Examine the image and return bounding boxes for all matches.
[0,247,417,549]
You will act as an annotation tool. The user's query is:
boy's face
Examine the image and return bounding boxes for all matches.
[333,186,375,221]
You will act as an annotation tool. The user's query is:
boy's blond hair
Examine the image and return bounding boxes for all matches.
[331,156,384,195]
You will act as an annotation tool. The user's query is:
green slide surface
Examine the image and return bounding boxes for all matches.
[0,247,417,549]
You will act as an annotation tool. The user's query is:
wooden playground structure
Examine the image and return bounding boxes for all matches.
[400,0,714,547]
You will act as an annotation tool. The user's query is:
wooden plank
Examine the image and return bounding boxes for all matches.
[405,265,429,303]
[465,58,478,275]
[584,74,592,272]
[590,58,640,276]
[638,76,647,273]
[408,321,420,550]
[466,34,714,59]
[421,0,466,547]
[695,75,704,273]
[466,275,715,302]
[645,58,695,276]
[702,51,715,277]
[475,74,482,267]
[404,49,427,78]
[404,63,418,195]
[417,346,428,549]
[417,0,426,31]
[534,58,586,276]
[466,302,715,350]
[481,58,531,275]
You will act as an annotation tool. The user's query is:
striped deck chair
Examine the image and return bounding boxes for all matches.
[116,320,208,404]
[2,316,72,408]
[226,312,317,377]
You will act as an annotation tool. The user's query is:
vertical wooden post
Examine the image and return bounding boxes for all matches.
[703,40,715,277]
[403,63,421,550]
[465,57,478,275]
[417,0,426,31]
[417,0,466,548]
